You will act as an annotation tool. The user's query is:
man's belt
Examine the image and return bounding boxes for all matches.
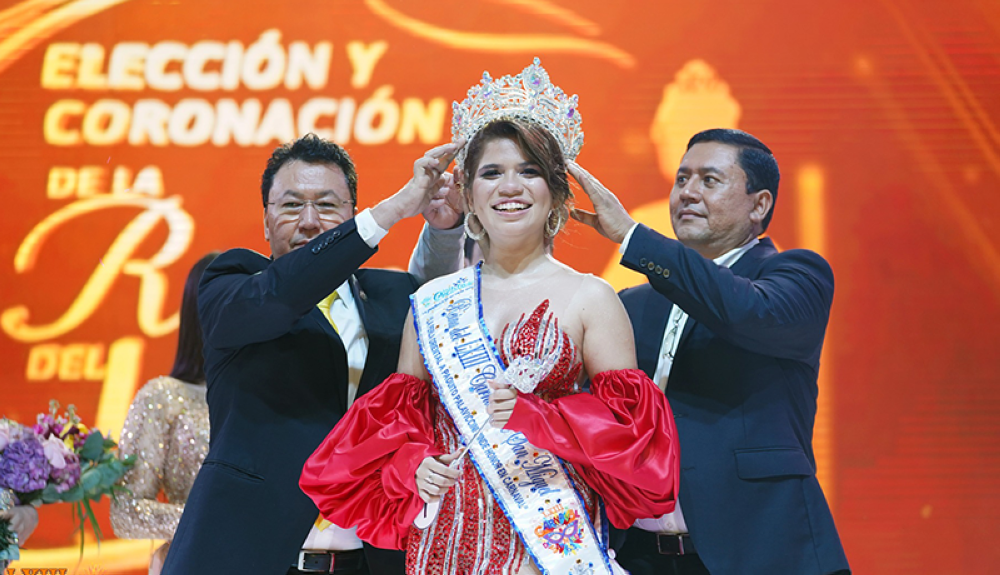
[656,533,696,556]
[295,548,365,574]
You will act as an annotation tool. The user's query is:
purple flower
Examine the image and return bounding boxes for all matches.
[50,451,80,493]
[0,419,12,451]
[0,435,51,493]
[33,413,64,440]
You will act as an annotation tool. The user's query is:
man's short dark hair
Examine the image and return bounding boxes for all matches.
[687,128,780,231]
[260,133,358,208]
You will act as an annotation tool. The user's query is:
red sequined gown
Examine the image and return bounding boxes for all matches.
[301,301,679,575]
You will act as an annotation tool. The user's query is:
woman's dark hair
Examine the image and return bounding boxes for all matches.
[169,251,220,384]
[462,119,572,246]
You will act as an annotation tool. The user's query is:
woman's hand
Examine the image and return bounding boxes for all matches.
[488,379,518,428]
[414,452,462,503]
[0,505,39,546]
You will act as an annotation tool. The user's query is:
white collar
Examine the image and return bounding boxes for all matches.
[713,237,760,268]
[333,280,354,306]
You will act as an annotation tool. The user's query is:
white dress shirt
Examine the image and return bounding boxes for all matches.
[620,224,758,534]
[301,209,384,551]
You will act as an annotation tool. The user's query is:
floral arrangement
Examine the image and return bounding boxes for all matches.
[0,401,135,561]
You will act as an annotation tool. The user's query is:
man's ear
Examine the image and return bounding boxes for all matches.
[263,208,270,242]
[749,189,773,232]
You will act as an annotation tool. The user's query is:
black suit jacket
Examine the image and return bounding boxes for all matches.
[163,219,416,575]
[618,225,850,575]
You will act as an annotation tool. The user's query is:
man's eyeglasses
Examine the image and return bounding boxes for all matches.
[267,199,352,220]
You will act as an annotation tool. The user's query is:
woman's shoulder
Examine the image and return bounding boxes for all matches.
[564,269,618,303]
[133,376,204,411]
[137,375,183,395]
[543,265,621,320]
[539,258,615,296]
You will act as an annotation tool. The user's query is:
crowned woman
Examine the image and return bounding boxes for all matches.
[300,59,679,575]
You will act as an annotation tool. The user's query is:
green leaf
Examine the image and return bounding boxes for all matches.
[79,431,104,461]
[74,503,84,558]
[40,484,61,504]
[83,500,103,541]
[97,463,125,488]
[18,488,42,502]
[79,468,101,494]
[61,483,84,503]
[106,459,125,476]
[94,466,113,488]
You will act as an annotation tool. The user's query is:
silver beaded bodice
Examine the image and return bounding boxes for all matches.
[110,376,210,540]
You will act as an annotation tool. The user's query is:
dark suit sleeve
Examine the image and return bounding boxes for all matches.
[621,224,834,362]
[199,219,377,349]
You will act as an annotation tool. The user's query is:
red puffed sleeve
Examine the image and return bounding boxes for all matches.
[505,368,679,529]
[300,373,440,550]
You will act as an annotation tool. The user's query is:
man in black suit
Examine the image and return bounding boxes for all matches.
[162,134,464,575]
[570,129,849,575]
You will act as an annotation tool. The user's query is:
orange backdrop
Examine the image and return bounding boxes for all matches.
[2,0,999,573]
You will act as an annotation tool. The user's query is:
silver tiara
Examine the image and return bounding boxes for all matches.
[451,57,584,168]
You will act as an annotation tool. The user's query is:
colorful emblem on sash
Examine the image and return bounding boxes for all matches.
[536,503,584,555]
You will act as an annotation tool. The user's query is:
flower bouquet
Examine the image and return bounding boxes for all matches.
[0,401,135,561]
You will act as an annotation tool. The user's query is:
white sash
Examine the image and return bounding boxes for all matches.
[412,264,620,575]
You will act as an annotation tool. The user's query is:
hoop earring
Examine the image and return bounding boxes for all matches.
[464,212,486,241]
[545,208,564,238]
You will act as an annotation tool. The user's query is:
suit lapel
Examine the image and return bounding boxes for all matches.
[634,287,673,378]
[730,237,775,277]
[677,311,697,350]
[349,275,369,330]
[355,274,395,399]
[675,238,775,350]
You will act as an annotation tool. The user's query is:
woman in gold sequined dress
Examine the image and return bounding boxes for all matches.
[110,252,217,575]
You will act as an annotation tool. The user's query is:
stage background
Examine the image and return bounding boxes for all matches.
[2,0,999,573]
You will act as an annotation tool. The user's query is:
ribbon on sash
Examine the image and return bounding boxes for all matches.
[411,264,621,575]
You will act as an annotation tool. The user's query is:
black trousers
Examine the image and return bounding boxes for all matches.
[363,543,405,575]
[616,529,711,575]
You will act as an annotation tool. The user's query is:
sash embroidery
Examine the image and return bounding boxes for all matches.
[411,264,616,575]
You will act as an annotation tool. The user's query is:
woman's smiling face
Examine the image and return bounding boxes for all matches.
[469,137,553,244]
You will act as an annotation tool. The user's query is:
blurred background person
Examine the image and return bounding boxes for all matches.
[601,59,742,292]
[110,252,219,575]
[0,495,39,570]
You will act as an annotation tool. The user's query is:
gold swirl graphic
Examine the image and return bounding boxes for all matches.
[0,0,131,77]
[364,0,635,69]
[487,0,600,37]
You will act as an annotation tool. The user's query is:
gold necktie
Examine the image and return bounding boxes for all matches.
[316,290,338,531]
[316,291,339,333]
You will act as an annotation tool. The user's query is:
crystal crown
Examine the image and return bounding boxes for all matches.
[452,58,584,167]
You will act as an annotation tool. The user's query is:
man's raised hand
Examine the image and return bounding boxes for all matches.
[567,161,636,244]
